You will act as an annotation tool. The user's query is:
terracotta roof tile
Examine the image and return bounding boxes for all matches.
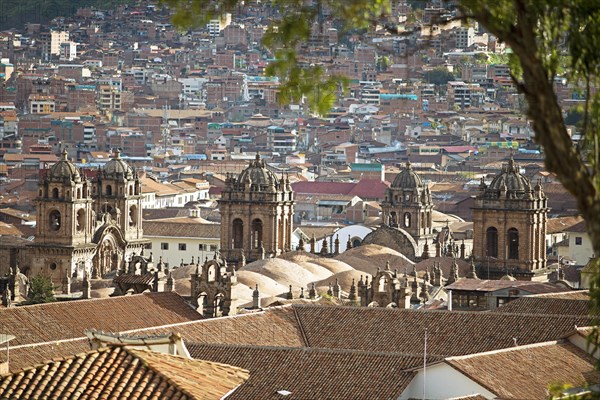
[143,220,221,239]
[0,292,201,347]
[0,346,248,400]
[446,342,600,399]
[1,307,303,373]
[493,295,590,316]
[291,305,590,357]
[187,344,420,400]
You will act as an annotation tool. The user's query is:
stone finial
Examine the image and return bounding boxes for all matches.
[447,258,460,285]
[423,267,430,283]
[346,235,353,251]
[420,279,430,303]
[327,283,333,297]
[435,240,441,257]
[410,274,420,304]
[334,235,340,255]
[309,282,317,299]
[332,278,341,299]
[348,279,357,301]
[62,274,71,295]
[299,287,305,299]
[321,237,329,255]
[166,271,175,292]
[2,288,11,308]
[460,240,466,259]
[286,285,294,300]
[310,234,316,254]
[82,272,91,299]
[252,284,261,309]
[466,259,479,280]
[422,241,430,259]
[298,236,305,251]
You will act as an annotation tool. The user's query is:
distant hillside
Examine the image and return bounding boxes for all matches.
[0,0,132,30]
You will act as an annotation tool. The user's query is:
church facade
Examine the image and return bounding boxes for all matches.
[363,161,434,260]
[16,150,148,286]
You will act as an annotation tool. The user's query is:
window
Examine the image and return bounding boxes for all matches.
[178,243,187,251]
[209,245,218,252]
[486,227,498,258]
[576,236,583,245]
[508,228,519,259]
[161,243,169,250]
[199,244,206,251]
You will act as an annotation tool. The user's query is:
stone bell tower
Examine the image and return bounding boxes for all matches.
[219,153,295,264]
[472,157,548,279]
[30,149,96,282]
[380,161,434,250]
[93,149,144,242]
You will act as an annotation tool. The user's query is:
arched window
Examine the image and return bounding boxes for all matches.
[251,219,263,249]
[106,185,112,196]
[403,212,411,228]
[77,188,81,199]
[129,205,138,227]
[207,265,216,282]
[129,186,133,195]
[379,277,386,292]
[232,219,243,249]
[486,227,498,258]
[508,228,519,259]
[52,188,59,199]
[389,211,397,226]
[49,210,61,231]
[76,209,85,231]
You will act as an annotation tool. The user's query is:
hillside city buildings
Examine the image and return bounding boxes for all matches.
[0,1,596,399]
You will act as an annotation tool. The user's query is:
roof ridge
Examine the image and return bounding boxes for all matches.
[125,347,248,399]
[123,347,195,399]
[445,340,560,362]
[292,305,310,347]
[1,291,176,310]
[187,342,437,359]
[6,345,116,377]
[525,290,589,298]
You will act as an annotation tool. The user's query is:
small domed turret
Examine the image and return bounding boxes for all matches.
[47,149,81,183]
[391,161,423,189]
[102,149,134,180]
[236,153,280,192]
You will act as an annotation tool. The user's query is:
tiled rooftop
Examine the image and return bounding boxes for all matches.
[291,305,590,357]
[446,342,600,399]
[0,346,249,400]
[187,343,422,400]
[494,295,590,316]
[0,292,201,347]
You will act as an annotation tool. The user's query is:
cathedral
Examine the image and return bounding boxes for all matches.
[5,149,148,287]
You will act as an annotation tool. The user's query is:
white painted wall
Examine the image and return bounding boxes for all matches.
[399,363,495,400]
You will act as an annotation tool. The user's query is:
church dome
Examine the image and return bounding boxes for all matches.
[487,158,530,193]
[102,149,134,179]
[391,162,423,189]
[237,153,280,191]
[47,149,81,182]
